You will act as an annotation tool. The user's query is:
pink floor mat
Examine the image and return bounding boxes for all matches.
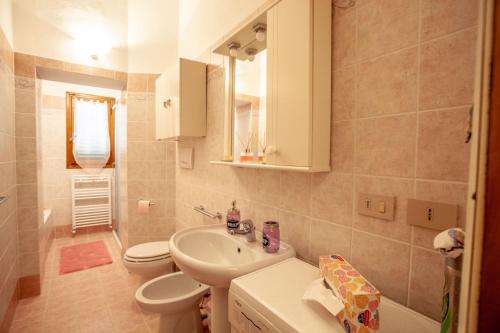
[59,240,113,274]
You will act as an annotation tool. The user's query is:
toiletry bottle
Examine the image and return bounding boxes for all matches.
[226,201,240,232]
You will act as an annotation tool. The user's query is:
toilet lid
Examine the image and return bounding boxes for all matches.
[125,241,170,259]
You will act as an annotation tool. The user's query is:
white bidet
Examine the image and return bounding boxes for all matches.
[135,272,210,333]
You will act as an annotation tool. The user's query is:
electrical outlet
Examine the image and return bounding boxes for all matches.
[358,193,395,221]
[407,199,458,231]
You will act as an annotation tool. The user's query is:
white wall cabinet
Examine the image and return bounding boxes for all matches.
[211,0,331,172]
[265,0,331,171]
[155,58,207,140]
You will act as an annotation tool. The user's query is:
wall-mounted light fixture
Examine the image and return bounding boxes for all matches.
[228,42,241,57]
[253,23,267,42]
[245,48,258,62]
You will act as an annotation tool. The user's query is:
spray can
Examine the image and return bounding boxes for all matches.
[441,257,462,333]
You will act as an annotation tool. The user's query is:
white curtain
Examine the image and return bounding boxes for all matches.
[72,99,110,169]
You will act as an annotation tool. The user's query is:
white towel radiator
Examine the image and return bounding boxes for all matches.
[71,175,112,234]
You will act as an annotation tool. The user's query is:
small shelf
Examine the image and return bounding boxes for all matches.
[209,160,330,173]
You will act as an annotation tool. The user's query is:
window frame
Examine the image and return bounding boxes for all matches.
[66,92,116,169]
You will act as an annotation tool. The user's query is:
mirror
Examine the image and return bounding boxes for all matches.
[212,0,331,171]
[234,50,267,163]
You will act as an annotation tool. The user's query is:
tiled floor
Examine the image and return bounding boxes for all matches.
[10,231,160,333]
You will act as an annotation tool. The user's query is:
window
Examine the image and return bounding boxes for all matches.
[66,92,115,169]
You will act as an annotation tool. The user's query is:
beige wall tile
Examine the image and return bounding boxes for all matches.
[127,93,147,122]
[249,169,281,207]
[0,162,15,193]
[16,160,37,185]
[421,0,479,42]
[332,66,356,121]
[15,113,36,138]
[0,134,11,163]
[15,137,36,161]
[311,172,353,226]
[333,10,356,69]
[14,53,35,78]
[354,175,414,242]
[146,142,167,161]
[419,28,476,110]
[15,77,35,90]
[17,183,38,208]
[248,202,280,231]
[15,88,36,114]
[0,214,16,257]
[279,172,311,216]
[127,74,148,92]
[18,230,39,253]
[0,240,16,287]
[417,107,471,181]
[357,47,418,117]
[357,0,418,60]
[351,231,410,304]
[127,122,147,140]
[18,253,40,277]
[277,210,311,260]
[17,207,38,232]
[331,121,354,172]
[355,114,416,177]
[147,74,160,93]
[408,248,444,321]
[35,56,65,71]
[0,27,17,327]
[309,219,352,264]
[115,71,128,83]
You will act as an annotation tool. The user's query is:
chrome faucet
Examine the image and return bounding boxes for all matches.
[228,219,257,242]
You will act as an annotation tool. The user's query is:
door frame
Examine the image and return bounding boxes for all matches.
[458,1,497,332]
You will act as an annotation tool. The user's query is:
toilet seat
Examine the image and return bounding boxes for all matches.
[124,241,171,263]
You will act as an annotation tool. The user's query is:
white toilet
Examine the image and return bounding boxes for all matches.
[135,272,210,333]
[123,241,173,282]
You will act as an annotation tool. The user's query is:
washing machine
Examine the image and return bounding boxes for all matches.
[228,258,344,333]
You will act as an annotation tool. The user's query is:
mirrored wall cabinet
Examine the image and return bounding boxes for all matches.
[211,0,332,172]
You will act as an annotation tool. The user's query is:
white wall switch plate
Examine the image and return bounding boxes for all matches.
[357,193,395,221]
[407,199,458,231]
[178,147,194,169]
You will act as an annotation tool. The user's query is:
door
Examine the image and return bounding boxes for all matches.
[266,0,312,167]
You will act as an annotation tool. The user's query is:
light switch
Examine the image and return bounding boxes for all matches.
[358,193,395,221]
[178,147,194,169]
[407,199,457,231]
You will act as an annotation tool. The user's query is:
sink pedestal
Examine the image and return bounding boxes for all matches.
[211,287,230,333]
[169,225,296,333]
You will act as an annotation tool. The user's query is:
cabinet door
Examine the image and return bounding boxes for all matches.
[179,59,207,137]
[155,72,180,140]
[266,0,312,167]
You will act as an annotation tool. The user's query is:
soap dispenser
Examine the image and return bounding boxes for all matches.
[226,201,240,232]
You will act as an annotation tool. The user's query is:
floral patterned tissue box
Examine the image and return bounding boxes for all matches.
[319,255,381,333]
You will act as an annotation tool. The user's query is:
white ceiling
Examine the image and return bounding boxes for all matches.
[12,0,178,73]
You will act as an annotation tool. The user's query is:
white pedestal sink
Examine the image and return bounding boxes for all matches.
[169,224,295,333]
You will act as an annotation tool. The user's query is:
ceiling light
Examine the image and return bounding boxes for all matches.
[228,42,241,57]
[253,23,267,42]
[245,48,257,62]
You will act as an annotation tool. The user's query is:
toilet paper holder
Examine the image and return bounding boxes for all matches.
[139,199,156,206]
